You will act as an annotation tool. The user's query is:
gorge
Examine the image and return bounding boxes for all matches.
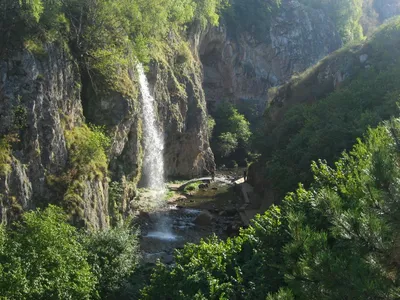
[2,0,400,299]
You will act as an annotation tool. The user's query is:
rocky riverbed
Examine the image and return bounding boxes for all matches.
[135,179,243,265]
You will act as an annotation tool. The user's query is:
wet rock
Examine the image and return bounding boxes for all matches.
[219,207,237,217]
[139,211,151,221]
[360,54,368,63]
[163,254,174,264]
[199,183,209,189]
[168,194,187,203]
[194,210,213,226]
[224,224,240,237]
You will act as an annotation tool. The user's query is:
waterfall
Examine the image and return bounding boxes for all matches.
[137,64,165,191]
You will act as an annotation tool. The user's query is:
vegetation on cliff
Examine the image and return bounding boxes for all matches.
[0,0,226,94]
[301,0,364,42]
[210,101,252,167]
[142,117,400,299]
[225,0,364,43]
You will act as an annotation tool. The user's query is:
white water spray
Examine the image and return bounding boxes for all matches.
[137,64,165,191]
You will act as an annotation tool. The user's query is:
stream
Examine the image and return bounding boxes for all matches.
[137,180,243,265]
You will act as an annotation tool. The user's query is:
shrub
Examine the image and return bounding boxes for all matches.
[211,101,252,165]
[83,226,140,299]
[0,136,13,176]
[65,124,110,179]
[0,205,96,299]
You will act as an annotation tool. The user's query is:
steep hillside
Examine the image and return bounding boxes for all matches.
[249,16,400,204]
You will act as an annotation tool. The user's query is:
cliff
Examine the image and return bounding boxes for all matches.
[0,34,214,228]
[198,0,342,108]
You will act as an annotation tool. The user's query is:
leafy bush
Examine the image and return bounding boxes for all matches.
[83,226,140,299]
[62,124,110,219]
[211,101,252,165]
[0,206,141,299]
[184,181,203,193]
[0,0,226,93]
[0,136,13,176]
[300,0,363,42]
[65,124,110,179]
[142,118,400,299]
[0,205,96,299]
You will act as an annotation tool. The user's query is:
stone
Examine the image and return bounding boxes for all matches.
[139,211,151,221]
[194,210,213,226]
[223,208,237,217]
[163,254,174,264]
[199,183,209,189]
[219,210,227,216]
[359,54,368,64]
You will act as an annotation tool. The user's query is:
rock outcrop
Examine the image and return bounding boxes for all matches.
[197,0,343,108]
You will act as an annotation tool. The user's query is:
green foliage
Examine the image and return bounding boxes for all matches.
[0,0,225,93]
[194,0,228,29]
[211,101,252,165]
[184,181,203,193]
[0,136,13,176]
[300,0,364,42]
[216,132,238,158]
[62,124,110,218]
[109,181,125,227]
[0,205,96,299]
[83,226,140,299]
[207,115,216,137]
[65,124,110,179]
[142,118,400,299]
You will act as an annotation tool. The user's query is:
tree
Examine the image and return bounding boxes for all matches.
[83,226,140,299]
[211,101,252,165]
[0,205,96,299]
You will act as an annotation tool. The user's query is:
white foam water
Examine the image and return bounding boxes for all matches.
[137,64,165,191]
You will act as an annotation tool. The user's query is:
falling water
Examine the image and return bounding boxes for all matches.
[137,63,179,245]
[137,64,165,191]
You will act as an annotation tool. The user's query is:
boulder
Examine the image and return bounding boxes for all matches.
[199,183,209,189]
[194,210,213,226]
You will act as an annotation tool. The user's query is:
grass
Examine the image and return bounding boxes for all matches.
[183,181,203,193]
[64,124,110,180]
[0,135,17,176]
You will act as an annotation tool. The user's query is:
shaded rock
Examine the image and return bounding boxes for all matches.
[360,54,368,63]
[219,208,237,217]
[194,210,213,226]
[199,183,209,189]
[139,211,151,221]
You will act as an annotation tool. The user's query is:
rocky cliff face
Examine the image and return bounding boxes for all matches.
[0,34,214,227]
[0,46,91,224]
[197,0,342,108]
